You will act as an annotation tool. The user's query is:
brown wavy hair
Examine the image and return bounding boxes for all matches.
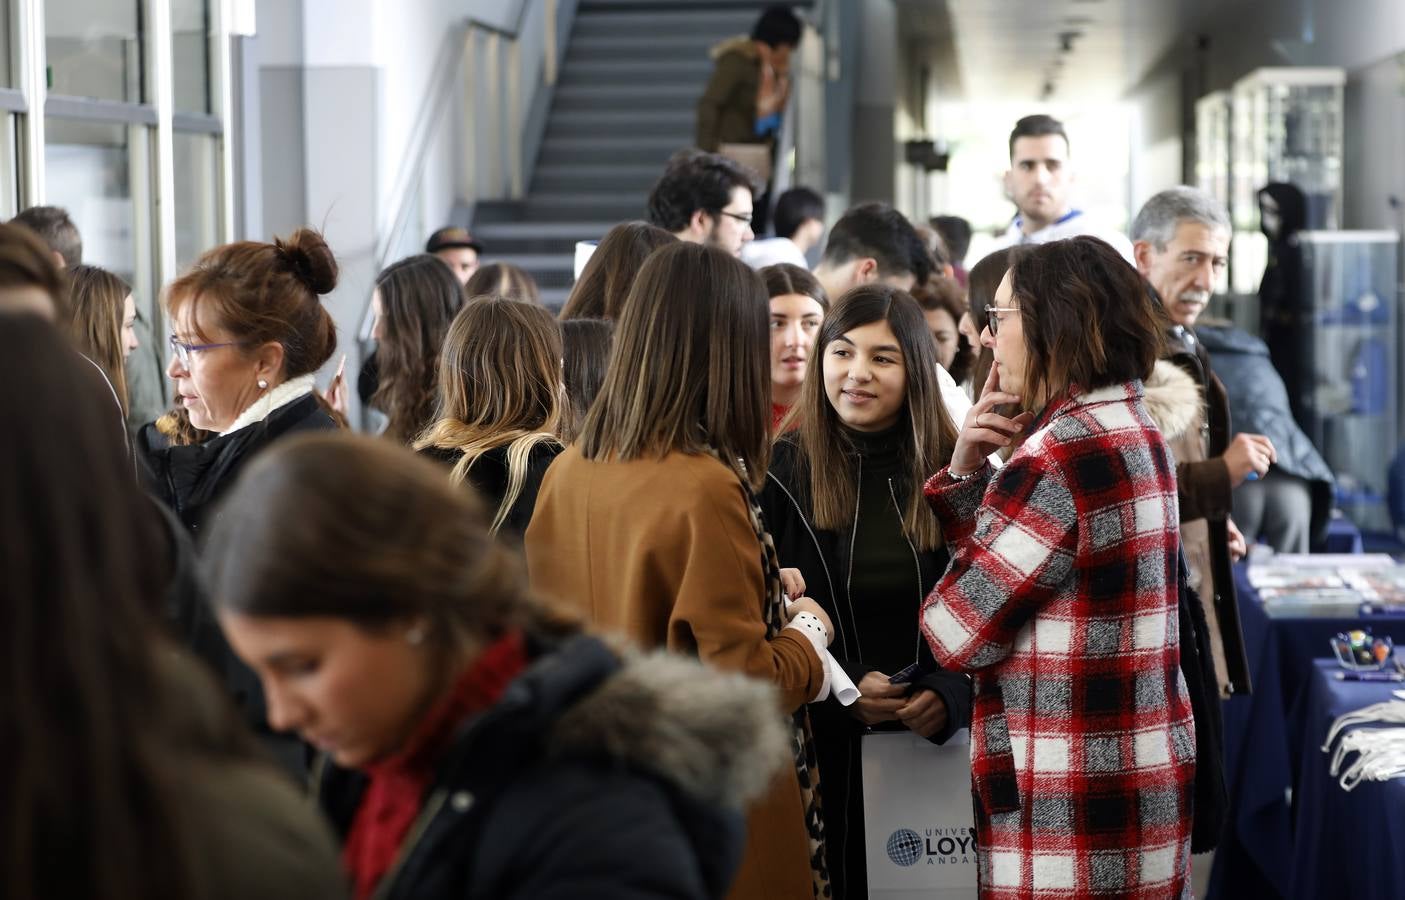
[0,222,67,320]
[66,265,132,413]
[370,254,464,443]
[559,221,676,320]
[414,296,563,533]
[789,284,957,550]
[464,262,541,305]
[1006,236,1165,413]
[911,275,972,384]
[560,318,615,443]
[158,228,343,443]
[2,316,257,900]
[965,247,1016,401]
[578,241,771,489]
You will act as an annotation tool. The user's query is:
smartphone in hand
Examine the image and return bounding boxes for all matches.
[889,662,921,685]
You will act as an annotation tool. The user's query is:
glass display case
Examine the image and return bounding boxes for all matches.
[1274,232,1400,532]
[1195,90,1231,216]
[1228,68,1345,294]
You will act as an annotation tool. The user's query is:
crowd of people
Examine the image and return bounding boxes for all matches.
[5,15,1338,892]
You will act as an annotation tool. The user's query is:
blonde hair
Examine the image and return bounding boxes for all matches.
[66,265,132,414]
[414,296,563,532]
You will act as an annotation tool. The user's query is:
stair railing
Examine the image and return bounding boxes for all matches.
[373,0,572,280]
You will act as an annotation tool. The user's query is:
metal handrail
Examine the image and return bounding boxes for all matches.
[372,0,546,275]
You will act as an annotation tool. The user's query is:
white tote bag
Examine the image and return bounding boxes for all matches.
[862,730,979,899]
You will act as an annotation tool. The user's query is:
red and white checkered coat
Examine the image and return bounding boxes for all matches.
[921,381,1195,900]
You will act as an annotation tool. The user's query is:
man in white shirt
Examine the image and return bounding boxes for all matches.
[741,186,825,270]
[989,114,1134,263]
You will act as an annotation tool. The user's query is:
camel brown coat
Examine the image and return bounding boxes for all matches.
[525,446,825,900]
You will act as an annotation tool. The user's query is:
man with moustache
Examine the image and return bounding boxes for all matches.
[1132,186,1273,701]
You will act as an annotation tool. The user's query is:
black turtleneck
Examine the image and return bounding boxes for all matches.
[844,424,923,675]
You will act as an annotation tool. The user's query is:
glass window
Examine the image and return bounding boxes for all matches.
[173,130,220,267]
[0,115,18,217]
[45,0,143,103]
[171,0,211,114]
[0,1,13,88]
[44,118,154,303]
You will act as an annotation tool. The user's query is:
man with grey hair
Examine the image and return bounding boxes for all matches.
[11,205,82,269]
[1132,186,1273,705]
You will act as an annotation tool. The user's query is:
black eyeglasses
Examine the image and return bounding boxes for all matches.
[985,305,1019,335]
[718,210,753,225]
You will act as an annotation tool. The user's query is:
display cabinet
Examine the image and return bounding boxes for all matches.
[1273,232,1400,532]
[1228,68,1345,294]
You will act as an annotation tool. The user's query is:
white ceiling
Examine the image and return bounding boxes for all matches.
[908,0,1231,102]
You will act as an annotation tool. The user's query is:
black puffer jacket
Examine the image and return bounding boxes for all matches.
[140,392,336,775]
[759,437,972,900]
[139,393,337,535]
[1196,322,1335,544]
[418,440,561,538]
[317,634,789,900]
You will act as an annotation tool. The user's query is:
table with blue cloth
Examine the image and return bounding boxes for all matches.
[1208,566,1405,899]
[1289,660,1405,900]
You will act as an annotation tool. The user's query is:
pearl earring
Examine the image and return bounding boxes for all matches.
[257,378,269,390]
[406,626,426,646]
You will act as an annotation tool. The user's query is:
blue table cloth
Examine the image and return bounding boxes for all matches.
[1208,567,1405,899]
[1288,660,1405,900]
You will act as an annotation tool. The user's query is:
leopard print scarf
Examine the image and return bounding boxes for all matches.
[731,459,832,898]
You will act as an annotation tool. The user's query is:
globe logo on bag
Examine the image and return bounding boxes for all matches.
[886,829,925,867]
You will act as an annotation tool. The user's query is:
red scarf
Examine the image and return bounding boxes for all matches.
[771,401,797,433]
[342,630,528,900]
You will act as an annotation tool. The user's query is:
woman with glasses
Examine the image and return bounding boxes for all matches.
[139,229,343,536]
[137,229,345,775]
[921,237,1195,898]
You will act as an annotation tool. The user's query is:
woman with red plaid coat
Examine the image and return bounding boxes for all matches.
[921,236,1195,899]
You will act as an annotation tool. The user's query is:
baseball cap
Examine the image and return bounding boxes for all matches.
[426,226,483,254]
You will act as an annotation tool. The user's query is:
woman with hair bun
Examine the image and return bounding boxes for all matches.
[140,228,344,535]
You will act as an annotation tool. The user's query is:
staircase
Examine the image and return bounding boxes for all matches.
[472,1,771,308]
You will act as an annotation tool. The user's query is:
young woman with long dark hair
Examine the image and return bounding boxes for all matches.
[526,241,838,899]
[366,254,464,443]
[2,316,342,900]
[761,262,827,432]
[759,284,970,900]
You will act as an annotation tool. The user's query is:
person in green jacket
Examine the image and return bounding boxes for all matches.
[696,6,802,234]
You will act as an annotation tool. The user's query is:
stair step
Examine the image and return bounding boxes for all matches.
[566,35,722,63]
[573,10,758,36]
[475,221,618,240]
[520,193,648,221]
[538,136,682,166]
[555,83,702,102]
[562,58,714,85]
[473,221,616,255]
[539,286,570,311]
[532,163,661,193]
[546,110,694,140]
